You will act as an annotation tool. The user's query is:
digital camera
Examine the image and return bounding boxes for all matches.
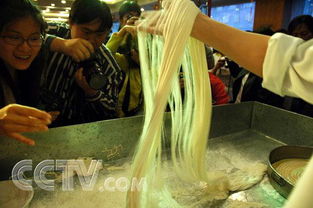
[79,55,107,90]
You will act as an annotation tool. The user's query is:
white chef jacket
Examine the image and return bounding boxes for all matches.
[262,33,313,104]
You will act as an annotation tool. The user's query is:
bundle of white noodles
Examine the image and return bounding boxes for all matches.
[126,0,213,207]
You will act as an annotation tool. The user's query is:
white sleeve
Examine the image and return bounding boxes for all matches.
[262,33,313,104]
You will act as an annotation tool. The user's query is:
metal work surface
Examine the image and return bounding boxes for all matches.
[1,102,312,207]
[207,130,286,207]
[27,130,286,207]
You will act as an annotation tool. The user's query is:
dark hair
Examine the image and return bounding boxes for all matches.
[0,0,46,35]
[69,0,112,32]
[119,1,141,19]
[288,15,313,34]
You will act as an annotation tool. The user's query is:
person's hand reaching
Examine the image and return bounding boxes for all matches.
[0,104,51,146]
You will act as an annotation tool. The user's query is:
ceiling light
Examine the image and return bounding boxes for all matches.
[61,0,66,4]
[51,3,55,7]
[44,17,67,22]
[43,12,69,17]
[101,0,123,4]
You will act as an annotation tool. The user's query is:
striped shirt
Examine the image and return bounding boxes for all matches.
[40,22,124,126]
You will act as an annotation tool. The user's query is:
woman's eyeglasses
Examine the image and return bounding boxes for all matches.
[0,34,43,47]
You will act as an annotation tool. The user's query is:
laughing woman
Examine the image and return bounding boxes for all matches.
[0,0,51,145]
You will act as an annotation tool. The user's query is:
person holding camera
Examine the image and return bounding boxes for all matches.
[41,0,124,126]
[106,1,143,117]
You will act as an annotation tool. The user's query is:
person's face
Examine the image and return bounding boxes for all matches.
[0,16,42,70]
[120,11,140,27]
[291,23,313,41]
[70,18,109,49]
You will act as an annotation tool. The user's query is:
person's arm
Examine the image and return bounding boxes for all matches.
[106,33,124,53]
[138,3,313,104]
[191,13,269,77]
[45,22,94,62]
[191,13,313,104]
[0,104,51,145]
[48,37,94,62]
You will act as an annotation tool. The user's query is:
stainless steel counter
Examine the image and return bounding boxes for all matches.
[1,102,313,207]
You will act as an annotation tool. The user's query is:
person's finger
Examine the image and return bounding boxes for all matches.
[134,19,142,27]
[75,68,84,81]
[8,105,51,123]
[125,26,137,37]
[77,46,91,61]
[127,17,139,25]
[128,16,139,21]
[47,111,60,122]
[80,39,94,55]
[126,20,135,26]
[2,113,48,127]
[7,132,36,146]
[138,25,163,36]
[74,49,87,62]
[2,122,48,133]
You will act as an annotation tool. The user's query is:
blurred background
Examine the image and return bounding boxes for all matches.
[33,0,313,33]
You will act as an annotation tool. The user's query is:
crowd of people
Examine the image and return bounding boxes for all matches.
[0,0,313,147]
[0,0,125,144]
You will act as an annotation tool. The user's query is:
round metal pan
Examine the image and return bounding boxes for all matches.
[267,145,313,198]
